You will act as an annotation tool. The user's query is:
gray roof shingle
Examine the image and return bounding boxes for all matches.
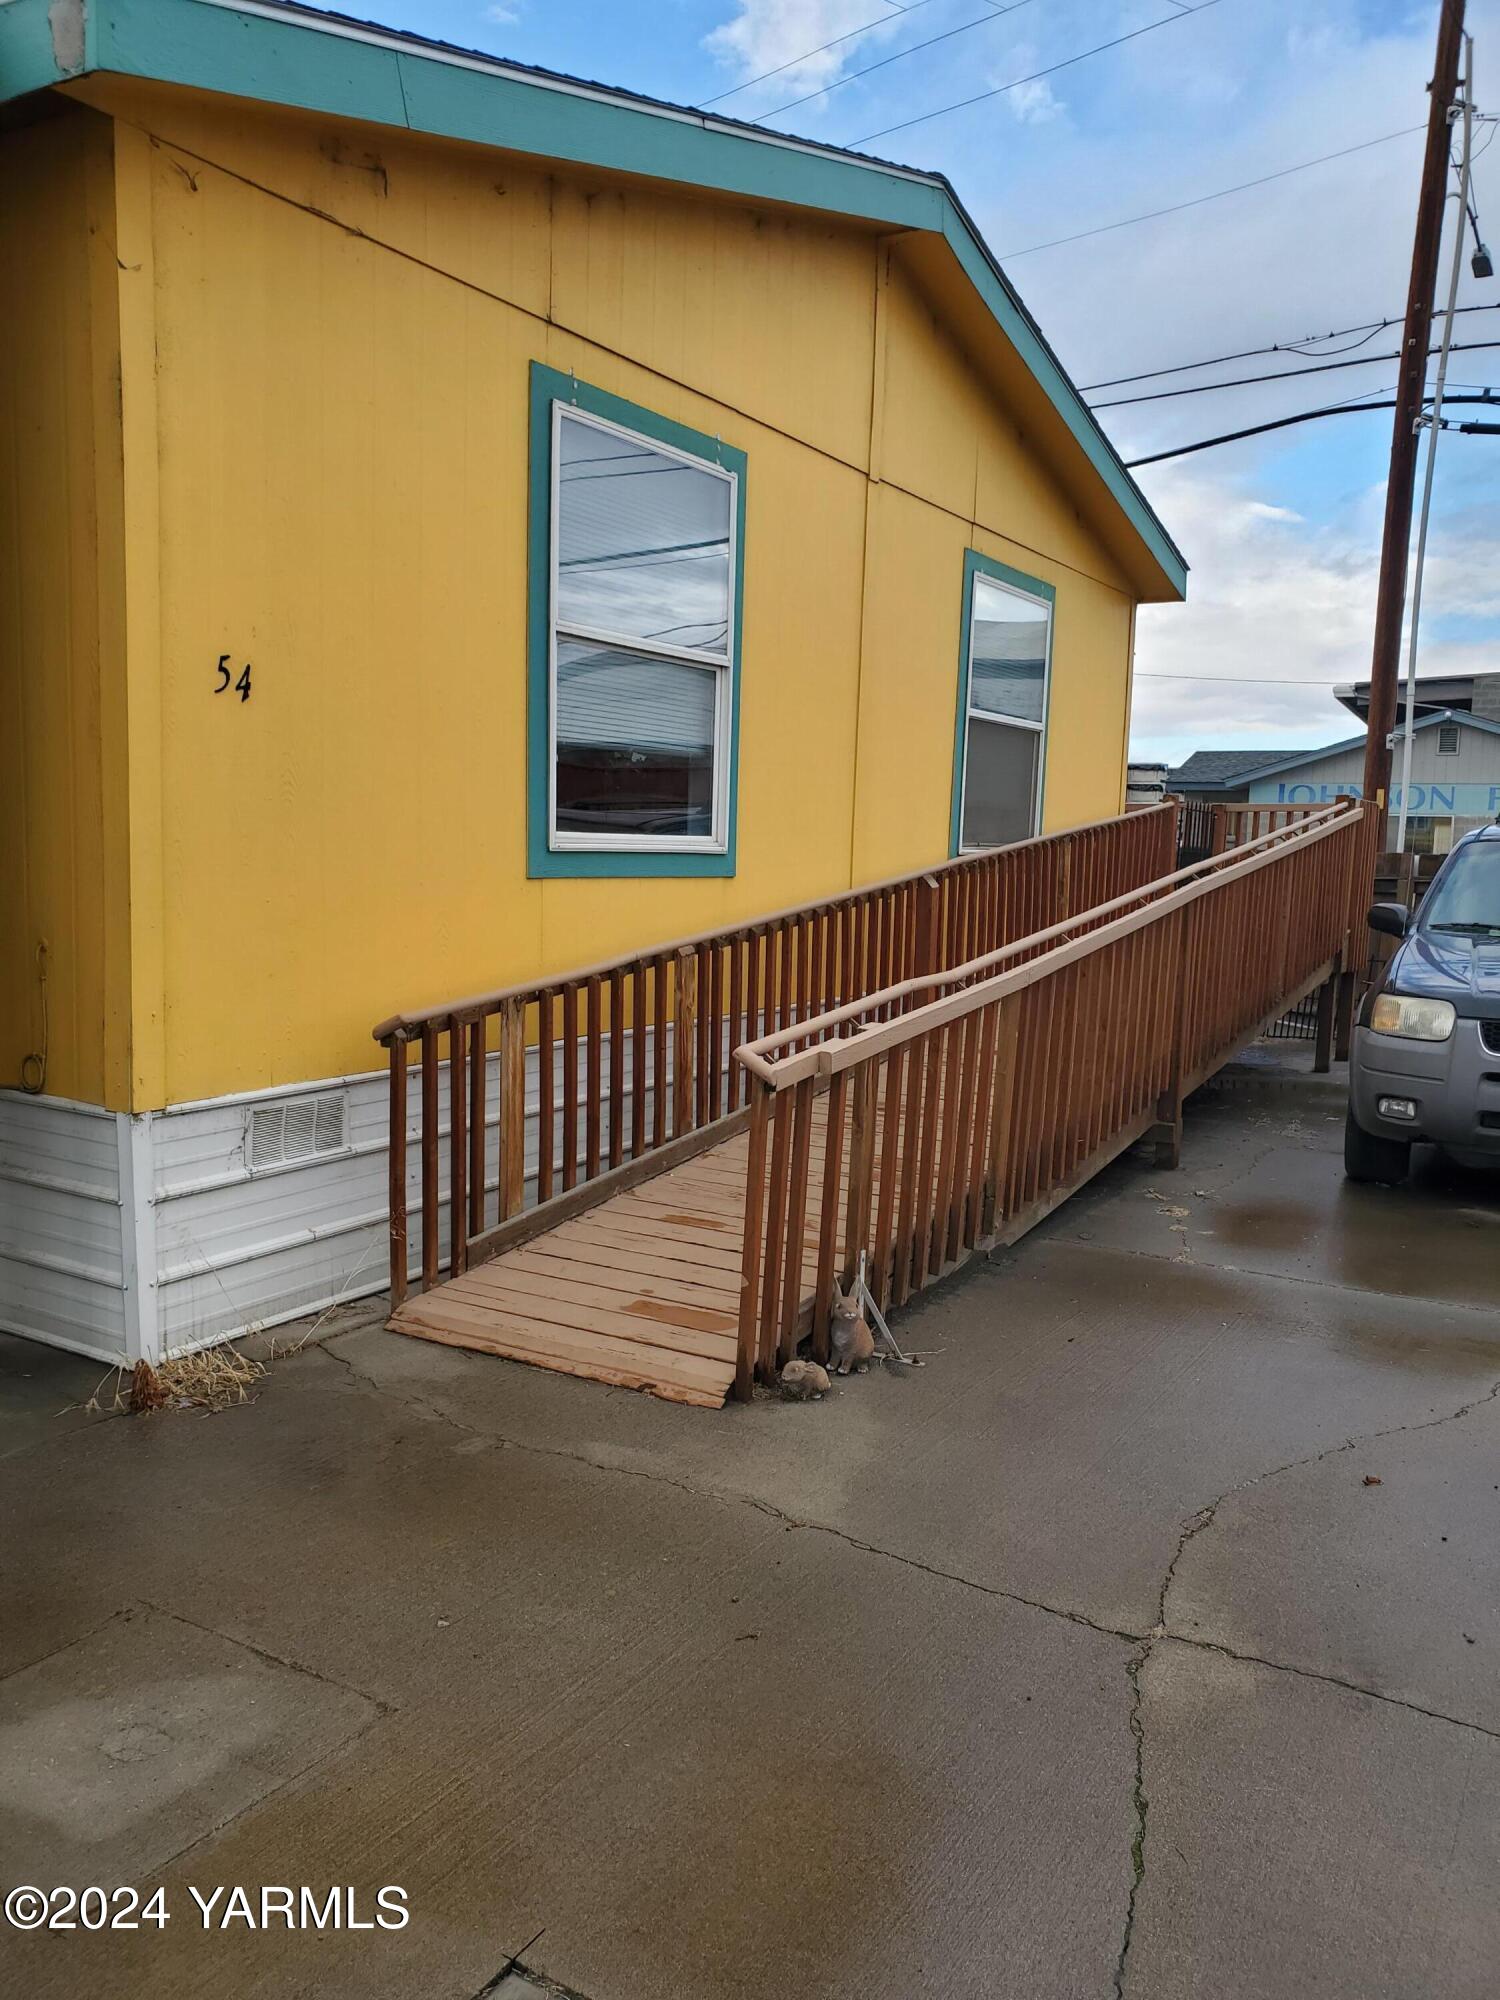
[1168,750,1294,786]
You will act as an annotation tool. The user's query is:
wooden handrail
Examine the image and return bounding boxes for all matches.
[370,804,1176,1043]
[734,802,1360,1086]
[729,797,1380,1397]
[374,804,1182,1308]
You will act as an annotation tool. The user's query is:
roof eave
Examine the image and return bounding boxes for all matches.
[1,0,1186,601]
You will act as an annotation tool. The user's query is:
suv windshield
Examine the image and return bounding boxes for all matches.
[1420,839,1500,937]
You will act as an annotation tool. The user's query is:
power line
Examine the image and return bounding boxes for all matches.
[1136,672,1348,685]
[697,0,939,109]
[1000,124,1425,259]
[1092,338,1500,408]
[1079,303,1500,392]
[853,0,1225,148]
[1124,390,1500,467]
[758,0,1042,124]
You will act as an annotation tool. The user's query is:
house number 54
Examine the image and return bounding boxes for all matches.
[213,654,252,702]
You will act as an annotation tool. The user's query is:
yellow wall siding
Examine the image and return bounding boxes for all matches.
[0,110,131,1109]
[850,484,970,881]
[876,256,1135,838]
[50,83,1144,1104]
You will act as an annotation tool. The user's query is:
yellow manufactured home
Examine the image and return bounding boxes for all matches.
[0,0,1185,1364]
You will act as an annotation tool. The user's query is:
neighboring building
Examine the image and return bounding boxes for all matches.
[1126,760,1169,805]
[0,0,1185,1365]
[1171,711,1500,852]
[1332,668,1500,728]
[1168,750,1298,802]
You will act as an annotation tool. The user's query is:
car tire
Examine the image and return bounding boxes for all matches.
[1343,1106,1411,1186]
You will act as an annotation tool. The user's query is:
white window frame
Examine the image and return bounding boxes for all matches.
[957,573,1053,855]
[1437,722,1460,755]
[547,401,738,855]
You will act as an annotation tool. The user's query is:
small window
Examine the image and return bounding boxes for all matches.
[1437,723,1460,754]
[529,367,745,876]
[953,556,1054,852]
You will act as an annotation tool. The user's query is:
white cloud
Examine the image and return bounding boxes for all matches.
[1129,462,1500,762]
[988,40,1064,126]
[1008,76,1062,126]
[483,3,520,22]
[703,0,907,105]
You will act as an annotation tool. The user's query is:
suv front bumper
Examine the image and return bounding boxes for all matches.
[1350,1017,1500,1153]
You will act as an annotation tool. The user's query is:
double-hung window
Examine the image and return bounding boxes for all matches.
[952,553,1054,853]
[529,365,745,877]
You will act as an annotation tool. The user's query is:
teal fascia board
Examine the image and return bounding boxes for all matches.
[0,0,86,96]
[527,362,746,880]
[950,548,1056,859]
[0,0,1185,600]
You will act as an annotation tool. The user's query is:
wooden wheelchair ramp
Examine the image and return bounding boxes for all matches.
[382,800,1380,1411]
[390,1115,824,1409]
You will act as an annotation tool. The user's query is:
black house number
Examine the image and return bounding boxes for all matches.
[213,654,252,702]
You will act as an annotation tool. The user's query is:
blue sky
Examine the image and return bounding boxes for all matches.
[305,0,1500,764]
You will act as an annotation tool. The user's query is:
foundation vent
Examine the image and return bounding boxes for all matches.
[247,1093,348,1170]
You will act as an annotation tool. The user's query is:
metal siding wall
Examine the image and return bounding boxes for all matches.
[0,1092,127,1361]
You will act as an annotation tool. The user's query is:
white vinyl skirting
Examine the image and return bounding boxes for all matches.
[0,1026,697,1365]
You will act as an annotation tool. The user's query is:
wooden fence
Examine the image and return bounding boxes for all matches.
[372,806,1178,1307]
[730,798,1381,1399]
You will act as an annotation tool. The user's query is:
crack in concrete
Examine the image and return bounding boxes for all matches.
[135,1595,397,1715]
[319,1332,1500,2000]
[1114,1645,1150,2000]
[1160,1369,1500,1634]
[317,1339,1145,1648]
[320,1333,1500,1749]
[1162,1632,1500,1743]
[1112,1365,1500,1996]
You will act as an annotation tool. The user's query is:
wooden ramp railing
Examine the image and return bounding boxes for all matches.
[372,806,1177,1306]
[730,798,1381,1400]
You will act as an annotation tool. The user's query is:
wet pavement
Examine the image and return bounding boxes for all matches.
[1,1047,1497,1999]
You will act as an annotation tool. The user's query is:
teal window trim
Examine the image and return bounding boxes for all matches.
[949,549,1056,858]
[527,361,746,879]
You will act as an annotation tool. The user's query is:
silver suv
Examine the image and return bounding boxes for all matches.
[1346,823,1500,1183]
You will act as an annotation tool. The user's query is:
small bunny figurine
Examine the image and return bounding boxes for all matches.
[829,1279,876,1375]
[779,1357,831,1401]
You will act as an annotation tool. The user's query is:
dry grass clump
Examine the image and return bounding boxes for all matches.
[76,1345,267,1417]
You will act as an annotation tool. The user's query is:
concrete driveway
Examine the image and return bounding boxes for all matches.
[2,1048,1498,1999]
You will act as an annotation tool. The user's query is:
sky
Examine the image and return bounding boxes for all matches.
[305,0,1500,765]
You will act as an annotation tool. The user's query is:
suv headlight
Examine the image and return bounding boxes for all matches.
[1370,993,1456,1041]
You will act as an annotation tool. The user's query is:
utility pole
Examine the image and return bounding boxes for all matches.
[1363,0,1467,816]
[1396,32,1476,852]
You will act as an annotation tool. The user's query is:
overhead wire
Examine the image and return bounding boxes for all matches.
[1123,391,1500,467]
[1091,338,1500,408]
[1000,124,1424,258]
[851,0,1225,147]
[696,0,942,109]
[757,0,1043,124]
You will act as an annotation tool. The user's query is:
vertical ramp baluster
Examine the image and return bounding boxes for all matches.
[758,1090,794,1383]
[420,1022,439,1288]
[500,995,527,1221]
[777,1076,816,1369]
[561,984,579,1192]
[735,1082,772,1401]
[387,1032,408,1311]
[674,946,697,1139]
[468,1013,485,1240]
[812,1070,848,1364]
[537,991,555,1203]
[608,968,625,1170]
[449,1015,468,1279]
